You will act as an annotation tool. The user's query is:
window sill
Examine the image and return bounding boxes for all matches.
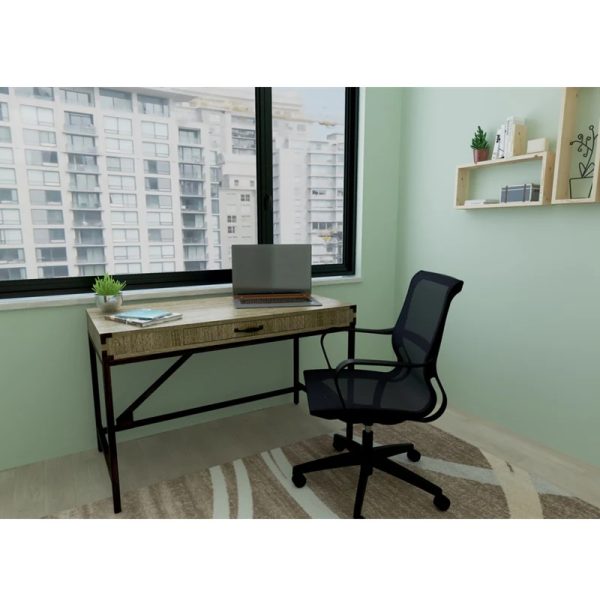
[0,275,363,312]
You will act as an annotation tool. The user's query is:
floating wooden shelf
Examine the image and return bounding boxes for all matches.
[552,88,600,205]
[455,151,555,209]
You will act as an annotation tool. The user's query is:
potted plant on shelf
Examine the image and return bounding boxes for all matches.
[569,124,598,199]
[471,125,490,163]
[92,273,126,313]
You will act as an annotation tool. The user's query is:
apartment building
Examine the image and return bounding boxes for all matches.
[0,87,343,281]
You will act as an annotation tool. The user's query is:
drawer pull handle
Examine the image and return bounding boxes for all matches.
[234,325,264,334]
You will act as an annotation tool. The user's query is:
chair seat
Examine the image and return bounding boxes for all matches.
[304,368,435,424]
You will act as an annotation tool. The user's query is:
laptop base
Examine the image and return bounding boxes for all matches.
[234,297,322,309]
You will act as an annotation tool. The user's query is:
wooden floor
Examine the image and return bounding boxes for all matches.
[1,402,599,518]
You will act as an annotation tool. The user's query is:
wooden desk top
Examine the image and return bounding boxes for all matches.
[87,294,356,362]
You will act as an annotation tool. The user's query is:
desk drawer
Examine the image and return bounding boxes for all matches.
[104,306,354,360]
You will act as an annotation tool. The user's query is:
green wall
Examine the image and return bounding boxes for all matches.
[0,88,404,471]
[397,87,600,467]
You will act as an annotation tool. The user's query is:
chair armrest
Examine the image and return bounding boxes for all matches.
[319,327,393,369]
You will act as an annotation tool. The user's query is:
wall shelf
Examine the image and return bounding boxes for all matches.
[455,151,555,209]
[552,88,600,205]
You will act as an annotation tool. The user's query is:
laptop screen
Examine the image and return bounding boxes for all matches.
[232,245,312,295]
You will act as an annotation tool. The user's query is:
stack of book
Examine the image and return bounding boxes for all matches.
[106,308,182,327]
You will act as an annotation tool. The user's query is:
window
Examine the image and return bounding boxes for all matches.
[0,189,18,204]
[0,208,20,225]
[0,248,25,263]
[31,209,63,225]
[149,261,175,272]
[34,228,65,244]
[0,102,7,121]
[110,193,137,208]
[138,94,169,117]
[28,170,60,187]
[145,177,171,192]
[143,142,169,157]
[142,121,168,139]
[108,175,136,191]
[36,247,67,262]
[26,150,58,166]
[61,88,94,107]
[65,111,94,130]
[114,246,141,261]
[179,129,200,144]
[23,129,56,146]
[149,245,175,259]
[0,89,7,95]
[104,116,132,136]
[106,137,134,154]
[37,266,68,278]
[144,160,170,175]
[178,146,202,163]
[111,211,138,225]
[0,148,13,164]
[100,88,132,112]
[16,87,54,101]
[0,87,358,297]
[146,195,172,209]
[106,157,135,173]
[21,105,54,127]
[147,211,173,225]
[0,229,22,244]
[31,190,62,206]
[69,173,98,190]
[0,267,26,280]
[66,134,95,151]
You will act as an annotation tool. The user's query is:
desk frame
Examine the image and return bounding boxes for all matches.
[88,319,356,514]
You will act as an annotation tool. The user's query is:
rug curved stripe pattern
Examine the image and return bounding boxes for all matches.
[54,423,600,519]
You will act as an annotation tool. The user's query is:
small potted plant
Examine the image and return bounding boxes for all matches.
[569,124,597,199]
[92,273,126,313]
[471,125,490,163]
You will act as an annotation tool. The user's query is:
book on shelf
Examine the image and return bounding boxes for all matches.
[105,308,183,327]
[464,198,500,206]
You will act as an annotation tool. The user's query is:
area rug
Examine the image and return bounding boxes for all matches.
[53,423,600,519]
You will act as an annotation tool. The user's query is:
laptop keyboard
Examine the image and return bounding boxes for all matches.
[240,297,308,304]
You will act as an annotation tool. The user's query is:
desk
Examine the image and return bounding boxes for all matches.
[87,294,356,513]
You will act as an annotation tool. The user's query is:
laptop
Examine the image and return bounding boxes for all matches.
[232,244,322,309]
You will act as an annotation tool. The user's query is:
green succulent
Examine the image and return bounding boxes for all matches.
[470,125,489,150]
[92,273,126,296]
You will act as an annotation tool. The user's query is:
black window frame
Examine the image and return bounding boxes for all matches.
[0,87,359,299]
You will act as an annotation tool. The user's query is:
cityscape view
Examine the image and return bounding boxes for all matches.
[0,87,346,281]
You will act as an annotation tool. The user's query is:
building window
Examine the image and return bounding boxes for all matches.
[31,209,64,225]
[16,87,54,101]
[106,157,135,173]
[143,142,169,157]
[0,267,27,280]
[31,190,61,206]
[147,211,173,226]
[104,116,132,136]
[0,188,18,204]
[0,168,16,185]
[21,105,54,127]
[28,170,60,187]
[110,193,137,208]
[0,229,22,244]
[100,88,132,112]
[108,175,136,191]
[66,134,95,151]
[178,146,202,163]
[138,94,169,117]
[241,193,251,202]
[71,192,100,209]
[227,225,236,234]
[232,128,256,154]
[0,103,8,122]
[114,246,141,261]
[145,177,171,192]
[69,173,98,190]
[25,150,58,166]
[33,228,65,244]
[61,88,94,107]
[148,229,174,243]
[23,129,56,147]
[106,137,134,154]
[179,128,200,144]
[65,111,94,130]
[142,121,169,139]
[227,215,237,223]
[0,208,20,225]
[144,160,170,175]
[113,229,139,243]
[0,126,11,143]
[36,247,67,262]
[0,148,13,164]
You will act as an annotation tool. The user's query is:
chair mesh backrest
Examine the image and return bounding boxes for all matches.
[392,271,464,373]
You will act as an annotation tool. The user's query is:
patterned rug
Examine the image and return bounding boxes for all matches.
[53,423,600,519]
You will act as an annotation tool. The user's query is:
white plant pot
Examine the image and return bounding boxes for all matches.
[95,293,123,313]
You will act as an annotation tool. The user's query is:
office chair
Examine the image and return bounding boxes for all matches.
[291,270,464,518]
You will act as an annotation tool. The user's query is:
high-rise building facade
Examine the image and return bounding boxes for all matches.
[0,87,345,282]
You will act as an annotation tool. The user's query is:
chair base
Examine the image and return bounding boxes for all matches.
[292,428,450,518]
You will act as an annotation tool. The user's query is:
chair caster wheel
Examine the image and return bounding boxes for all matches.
[406,448,421,462]
[292,472,306,488]
[332,435,346,452]
[433,494,450,512]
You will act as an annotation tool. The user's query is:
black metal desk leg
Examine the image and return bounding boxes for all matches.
[102,360,122,514]
[346,326,356,444]
[293,337,300,405]
[88,338,103,452]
